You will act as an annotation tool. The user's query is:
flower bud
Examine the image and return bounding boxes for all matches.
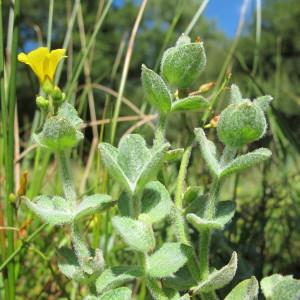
[217,100,267,147]
[36,96,49,110]
[42,78,54,95]
[51,86,65,104]
[161,36,206,89]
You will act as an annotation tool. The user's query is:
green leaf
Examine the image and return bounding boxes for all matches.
[136,142,169,193]
[272,277,300,300]
[84,296,98,300]
[57,102,83,129]
[74,194,115,220]
[118,192,131,217]
[99,143,132,193]
[140,181,172,224]
[57,247,87,282]
[224,276,259,300]
[183,186,204,207]
[99,134,169,194]
[164,148,184,162]
[220,148,272,178]
[192,252,237,294]
[171,95,209,112]
[163,265,196,291]
[24,195,73,225]
[141,65,172,114]
[98,287,132,300]
[261,274,284,299]
[261,274,300,300]
[96,266,143,294]
[161,42,206,88]
[33,116,83,151]
[187,201,235,231]
[194,128,220,176]
[253,95,273,112]
[230,84,243,104]
[147,243,190,278]
[112,216,155,253]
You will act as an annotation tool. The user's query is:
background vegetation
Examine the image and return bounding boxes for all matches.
[0,0,299,299]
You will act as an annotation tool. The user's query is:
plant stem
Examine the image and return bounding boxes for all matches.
[0,224,47,273]
[175,146,191,209]
[154,114,167,146]
[58,151,76,204]
[198,178,220,300]
[4,0,20,298]
[199,228,211,280]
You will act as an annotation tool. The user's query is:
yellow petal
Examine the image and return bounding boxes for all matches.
[46,49,66,81]
[17,53,29,63]
[26,47,49,82]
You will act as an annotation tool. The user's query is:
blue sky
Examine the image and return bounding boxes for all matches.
[113,0,254,37]
[204,0,253,37]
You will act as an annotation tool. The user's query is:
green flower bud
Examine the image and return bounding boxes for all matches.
[217,100,267,147]
[41,78,54,95]
[161,37,206,89]
[51,86,65,104]
[36,96,49,110]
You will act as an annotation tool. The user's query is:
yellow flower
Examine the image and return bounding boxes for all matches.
[18,47,66,83]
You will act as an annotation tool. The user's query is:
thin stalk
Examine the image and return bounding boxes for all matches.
[175,146,191,209]
[110,0,148,145]
[5,0,20,298]
[198,178,220,300]
[65,0,113,101]
[0,224,47,272]
[184,0,210,36]
[0,1,10,297]
[47,0,54,48]
[154,114,167,146]
[58,151,76,204]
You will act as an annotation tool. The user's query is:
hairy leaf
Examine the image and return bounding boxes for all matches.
[194,128,220,176]
[140,181,172,224]
[112,216,155,253]
[141,65,172,114]
[171,95,208,112]
[147,243,190,278]
[24,195,73,225]
[98,287,132,300]
[220,148,271,178]
[225,276,259,300]
[192,252,237,294]
[96,266,143,294]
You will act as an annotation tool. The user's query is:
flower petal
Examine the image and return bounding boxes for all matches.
[47,49,66,81]
[26,47,49,82]
[17,53,29,63]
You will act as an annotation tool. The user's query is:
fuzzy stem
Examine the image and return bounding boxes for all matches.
[58,151,76,204]
[154,114,167,146]
[198,178,221,300]
[175,146,191,209]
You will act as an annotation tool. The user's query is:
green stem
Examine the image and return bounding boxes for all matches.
[0,224,47,273]
[46,0,54,48]
[198,178,221,300]
[154,114,167,146]
[4,1,20,299]
[175,146,191,209]
[58,151,76,204]
[145,277,168,300]
[204,178,220,220]
[199,228,211,280]
[71,222,91,272]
